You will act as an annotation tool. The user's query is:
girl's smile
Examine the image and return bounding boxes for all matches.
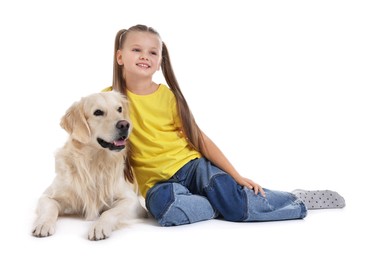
[136,62,151,69]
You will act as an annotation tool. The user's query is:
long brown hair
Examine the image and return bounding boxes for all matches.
[112,24,205,153]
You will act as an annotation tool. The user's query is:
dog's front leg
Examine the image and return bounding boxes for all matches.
[88,198,143,241]
[32,196,59,237]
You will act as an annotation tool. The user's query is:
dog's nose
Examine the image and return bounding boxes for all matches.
[116,120,130,130]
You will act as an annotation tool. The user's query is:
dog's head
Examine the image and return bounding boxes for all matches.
[60,91,132,151]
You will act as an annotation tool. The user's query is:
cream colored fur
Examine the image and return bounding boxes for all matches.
[32,91,147,240]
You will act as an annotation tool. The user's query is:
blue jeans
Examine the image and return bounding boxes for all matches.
[145,158,307,226]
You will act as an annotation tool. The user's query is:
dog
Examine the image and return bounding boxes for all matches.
[32,91,147,240]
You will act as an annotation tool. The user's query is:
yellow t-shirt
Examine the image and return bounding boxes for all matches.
[103,85,201,197]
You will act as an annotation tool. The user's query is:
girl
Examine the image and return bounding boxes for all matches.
[104,24,345,226]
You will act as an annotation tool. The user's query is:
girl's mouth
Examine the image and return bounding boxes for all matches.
[136,63,150,68]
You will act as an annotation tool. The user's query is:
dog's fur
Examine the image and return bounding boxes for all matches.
[32,91,147,240]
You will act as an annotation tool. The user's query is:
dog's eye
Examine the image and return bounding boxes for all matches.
[117,107,122,113]
[93,109,104,116]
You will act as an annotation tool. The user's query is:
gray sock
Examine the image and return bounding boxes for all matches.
[292,189,346,210]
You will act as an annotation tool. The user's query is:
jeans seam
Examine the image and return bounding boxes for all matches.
[240,187,248,221]
[159,200,179,226]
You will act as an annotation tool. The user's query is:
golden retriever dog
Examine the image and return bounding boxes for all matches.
[32,91,147,240]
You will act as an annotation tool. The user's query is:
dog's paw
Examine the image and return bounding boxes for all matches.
[88,221,112,241]
[32,221,56,238]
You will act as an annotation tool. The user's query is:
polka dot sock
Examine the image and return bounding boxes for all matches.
[292,189,346,210]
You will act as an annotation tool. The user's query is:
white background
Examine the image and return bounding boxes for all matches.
[0,0,374,259]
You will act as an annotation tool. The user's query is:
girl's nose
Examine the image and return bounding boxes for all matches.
[140,52,149,60]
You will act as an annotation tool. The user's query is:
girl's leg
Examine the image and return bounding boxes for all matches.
[243,188,307,221]
[145,182,217,227]
[183,158,307,222]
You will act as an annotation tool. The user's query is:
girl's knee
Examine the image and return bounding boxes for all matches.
[206,174,248,221]
[146,183,175,221]
[146,182,216,226]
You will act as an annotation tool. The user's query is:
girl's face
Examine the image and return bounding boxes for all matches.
[117,31,162,79]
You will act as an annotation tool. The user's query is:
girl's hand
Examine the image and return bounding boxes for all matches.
[235,176,266,197]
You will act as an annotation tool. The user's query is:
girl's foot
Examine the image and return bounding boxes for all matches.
[292,189,346,210]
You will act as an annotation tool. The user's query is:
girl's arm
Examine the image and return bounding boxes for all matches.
[200,131,266,197]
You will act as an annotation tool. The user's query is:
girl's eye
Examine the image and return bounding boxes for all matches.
[132,48,141,52]
[117,107,122,113]
[94,109,104,116]
[151,51,157,55]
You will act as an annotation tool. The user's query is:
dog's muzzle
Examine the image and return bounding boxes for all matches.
[97,120,131,151]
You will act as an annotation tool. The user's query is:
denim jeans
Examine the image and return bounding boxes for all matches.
[145,158,307,226]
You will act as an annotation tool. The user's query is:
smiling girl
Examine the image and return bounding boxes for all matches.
[104,24,345,226]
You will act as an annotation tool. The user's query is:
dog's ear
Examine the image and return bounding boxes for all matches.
[60,100,91,143]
